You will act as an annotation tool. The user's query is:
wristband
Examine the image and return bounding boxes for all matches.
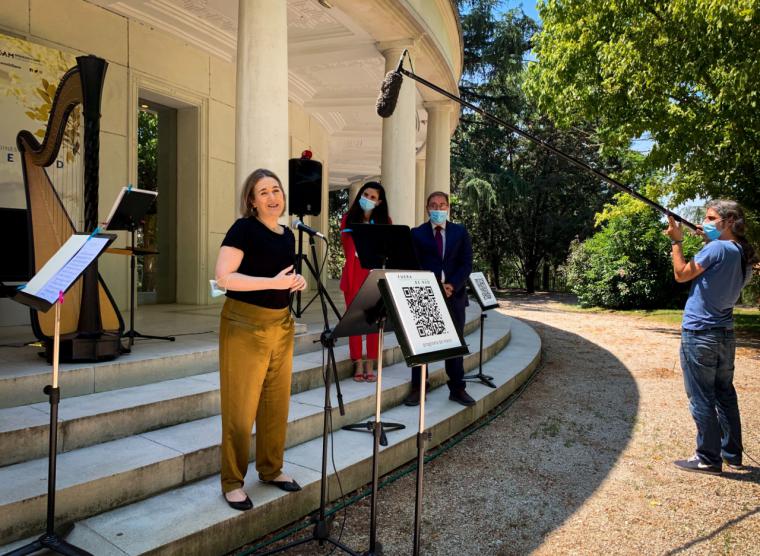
[671,240,683,246]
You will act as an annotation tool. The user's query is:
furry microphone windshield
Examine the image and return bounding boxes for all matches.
[376,69,404,118]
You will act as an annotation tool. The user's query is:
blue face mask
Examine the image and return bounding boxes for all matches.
[702,221,722,241]
[429,210,448,225]
[209,279,226,298]
[359,196,376,212]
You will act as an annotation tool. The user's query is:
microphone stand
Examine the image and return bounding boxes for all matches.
[389,51,698,232]
[291,215,341,320]
[257,234,357,556]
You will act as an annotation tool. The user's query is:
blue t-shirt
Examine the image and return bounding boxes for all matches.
[682,240,749,330]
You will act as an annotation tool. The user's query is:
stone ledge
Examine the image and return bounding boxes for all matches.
[43,317,540,556]
[0,313,509,546]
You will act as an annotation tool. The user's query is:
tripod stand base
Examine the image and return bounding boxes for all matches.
[122,329,175,345]
[462,373,497,389]
[4,532,93,556]
[255,514,360,556]
[362,542,383,556]
[342,420,405,447]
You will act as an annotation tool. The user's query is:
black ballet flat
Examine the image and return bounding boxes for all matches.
[263,478,302,492]
[224,493,253,511]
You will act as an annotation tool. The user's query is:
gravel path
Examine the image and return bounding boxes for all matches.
[237,294,760,556]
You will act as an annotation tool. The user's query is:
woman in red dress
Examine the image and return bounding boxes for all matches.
[339,181,391,381]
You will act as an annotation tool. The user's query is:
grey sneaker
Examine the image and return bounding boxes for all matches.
[722,458,744,471]
[673,455,722,475]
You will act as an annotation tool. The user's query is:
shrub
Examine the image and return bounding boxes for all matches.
[563,194,701,309]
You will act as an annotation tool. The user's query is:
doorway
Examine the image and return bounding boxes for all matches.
[137,100,177,304]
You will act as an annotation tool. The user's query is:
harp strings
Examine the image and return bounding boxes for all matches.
[51,105,84,232]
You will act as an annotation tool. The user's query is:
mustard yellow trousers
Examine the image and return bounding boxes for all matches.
[219,298,294,493]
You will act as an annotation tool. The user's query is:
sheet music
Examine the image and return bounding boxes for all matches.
[35,237,109,304]
[22,235,109,305]
[23,235,88,295]
[104,185,158,229]
[104,187,127,227]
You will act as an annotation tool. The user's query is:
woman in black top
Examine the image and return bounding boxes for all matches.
[214,168,306,511]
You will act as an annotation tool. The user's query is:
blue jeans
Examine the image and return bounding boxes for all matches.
[680,328,743,467]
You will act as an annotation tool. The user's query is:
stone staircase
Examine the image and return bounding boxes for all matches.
[0,305,541,555]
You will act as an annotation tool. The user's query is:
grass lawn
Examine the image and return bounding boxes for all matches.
[555,303,760,335]
[494,289,760,335]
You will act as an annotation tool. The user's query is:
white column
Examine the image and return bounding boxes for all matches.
[349,180,363,207]
[380,41,417,227]
[415,157,426,225]
[235,0,289,214]
[423,100,453,200]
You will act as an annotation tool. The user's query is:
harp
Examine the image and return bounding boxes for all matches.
[17,55,124,362]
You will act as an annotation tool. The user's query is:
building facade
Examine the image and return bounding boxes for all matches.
[0,0,462,321]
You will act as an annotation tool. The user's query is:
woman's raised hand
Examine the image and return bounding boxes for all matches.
[272,265,298,290]
[290,273,307,292]
[272,265,307,291]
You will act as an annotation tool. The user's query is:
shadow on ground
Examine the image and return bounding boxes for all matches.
[237,317,639,555]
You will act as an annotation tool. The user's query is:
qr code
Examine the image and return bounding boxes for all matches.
[402,286,446,337]
[473,276,492,301]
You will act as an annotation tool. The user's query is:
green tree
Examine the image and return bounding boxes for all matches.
[137,110,158,191]
[526,0,760,212]
[453,1,610,292]
[564,193,702,308]
[327,189,348,280]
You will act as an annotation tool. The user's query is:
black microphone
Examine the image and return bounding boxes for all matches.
[376,49,407,118]
[292,218,326,240]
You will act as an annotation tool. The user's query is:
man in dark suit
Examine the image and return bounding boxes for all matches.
[404,191,475,407]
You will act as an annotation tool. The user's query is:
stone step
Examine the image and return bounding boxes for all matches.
[0,316,541,556]
[0,309,483,467]
[0,307,482,410]
[0,313,511,546]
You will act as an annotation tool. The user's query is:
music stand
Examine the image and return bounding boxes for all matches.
[331,269,398,556]
[463,272,499,389]
[377,270,469,556]
[342,224,418,443]
[104,186,174,348]
[349,223,420,271]
[7,232,116,556]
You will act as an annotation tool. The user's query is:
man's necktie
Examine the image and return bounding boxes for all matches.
[434,226,443,258]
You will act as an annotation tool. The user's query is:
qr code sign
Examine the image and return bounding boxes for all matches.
[473,276,491,301]
[402,286,446,337]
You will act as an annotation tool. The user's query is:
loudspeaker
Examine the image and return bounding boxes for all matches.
[0,208,30,282]
[289,158,322,216]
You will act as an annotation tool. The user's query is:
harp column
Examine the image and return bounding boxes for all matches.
[234,0,289,214]
[423,100,453,201]
[379,40,417,227]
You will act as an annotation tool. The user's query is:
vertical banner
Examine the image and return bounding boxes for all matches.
[0,34,81,225]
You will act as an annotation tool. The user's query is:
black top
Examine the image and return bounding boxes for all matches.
[221,217,296,309]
